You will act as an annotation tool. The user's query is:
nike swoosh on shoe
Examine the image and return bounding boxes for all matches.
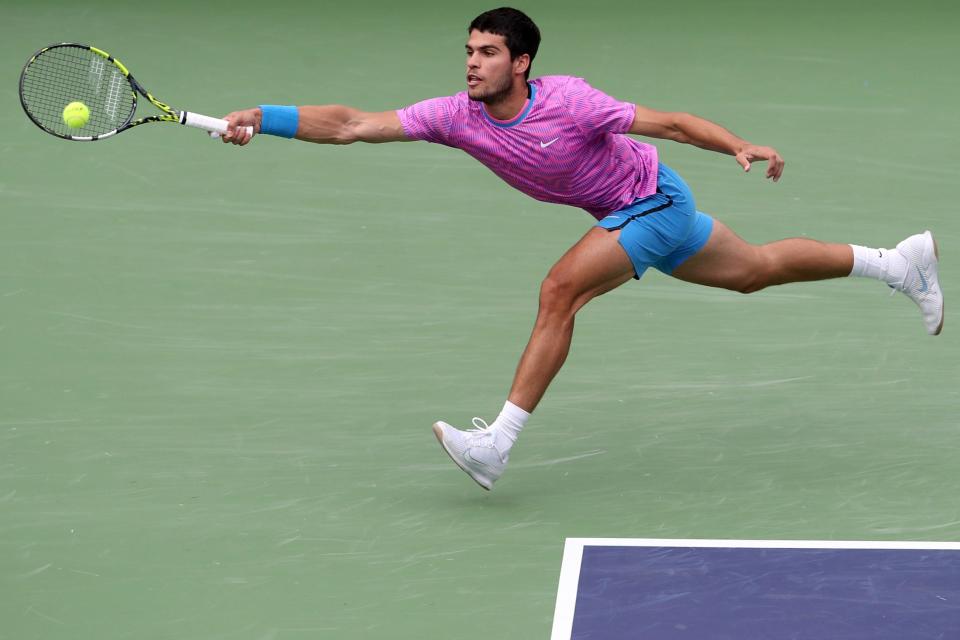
[917,266,929,293]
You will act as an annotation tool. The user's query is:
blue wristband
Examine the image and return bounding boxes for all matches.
[259,105,299,138]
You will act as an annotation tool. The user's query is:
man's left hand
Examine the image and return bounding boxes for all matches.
[736,145,785,182]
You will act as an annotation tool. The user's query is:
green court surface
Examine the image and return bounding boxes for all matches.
[2,1,958,638]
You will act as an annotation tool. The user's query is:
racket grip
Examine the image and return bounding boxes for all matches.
[179,111,254,138]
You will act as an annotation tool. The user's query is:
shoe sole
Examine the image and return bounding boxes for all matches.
[927,230,944,336]
[432,422,493,491]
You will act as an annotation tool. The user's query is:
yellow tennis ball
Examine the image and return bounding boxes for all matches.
[62,101,90,129]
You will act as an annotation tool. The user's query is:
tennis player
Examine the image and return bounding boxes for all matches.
[221,8,944,491]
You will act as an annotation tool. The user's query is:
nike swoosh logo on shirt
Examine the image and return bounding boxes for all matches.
[540,137,560,148]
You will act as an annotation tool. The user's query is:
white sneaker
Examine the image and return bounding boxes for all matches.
[432,418,507,491]
[893,230,944,335]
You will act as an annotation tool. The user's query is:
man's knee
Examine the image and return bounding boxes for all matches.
[731,248,773,294]
[539,271,580,315]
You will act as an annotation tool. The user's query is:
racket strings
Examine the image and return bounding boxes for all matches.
[20,46,136,137]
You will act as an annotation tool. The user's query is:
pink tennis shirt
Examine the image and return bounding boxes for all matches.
[396,75,659,220]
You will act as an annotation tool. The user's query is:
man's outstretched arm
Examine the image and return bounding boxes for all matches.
[221,106,409,146]
[628,105,785,181]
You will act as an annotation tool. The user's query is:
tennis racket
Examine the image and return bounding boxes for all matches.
[19,43,252,142]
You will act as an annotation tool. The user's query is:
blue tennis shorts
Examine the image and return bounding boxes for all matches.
[597,164,714,279]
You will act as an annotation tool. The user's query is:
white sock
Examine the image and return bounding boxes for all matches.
[490,400,530,452]
[849,244,908,288]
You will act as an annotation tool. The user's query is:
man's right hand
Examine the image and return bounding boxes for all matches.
[221,108,261,146]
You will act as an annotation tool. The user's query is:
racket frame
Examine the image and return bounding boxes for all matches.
[19,43,243,142]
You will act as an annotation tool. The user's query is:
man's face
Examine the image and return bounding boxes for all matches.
[465,30,517,104]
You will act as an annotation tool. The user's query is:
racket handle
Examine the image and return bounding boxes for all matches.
[179,111,253,138]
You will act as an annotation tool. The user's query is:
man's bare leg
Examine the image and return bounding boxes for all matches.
[507,226,635,412]
[671,219,852,292]
[432,226,634,489]
[671,220,943,335]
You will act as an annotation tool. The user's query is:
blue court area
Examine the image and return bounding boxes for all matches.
[552,539,960,640]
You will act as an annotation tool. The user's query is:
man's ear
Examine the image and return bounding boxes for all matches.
[513,53,531,76]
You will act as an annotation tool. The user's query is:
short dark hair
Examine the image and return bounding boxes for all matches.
[469,7,541,79]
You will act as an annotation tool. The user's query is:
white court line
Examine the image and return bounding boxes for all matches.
[550,537,960,640]
[551,538,586,640]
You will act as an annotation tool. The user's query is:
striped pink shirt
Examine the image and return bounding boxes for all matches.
[397,75,659,220]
